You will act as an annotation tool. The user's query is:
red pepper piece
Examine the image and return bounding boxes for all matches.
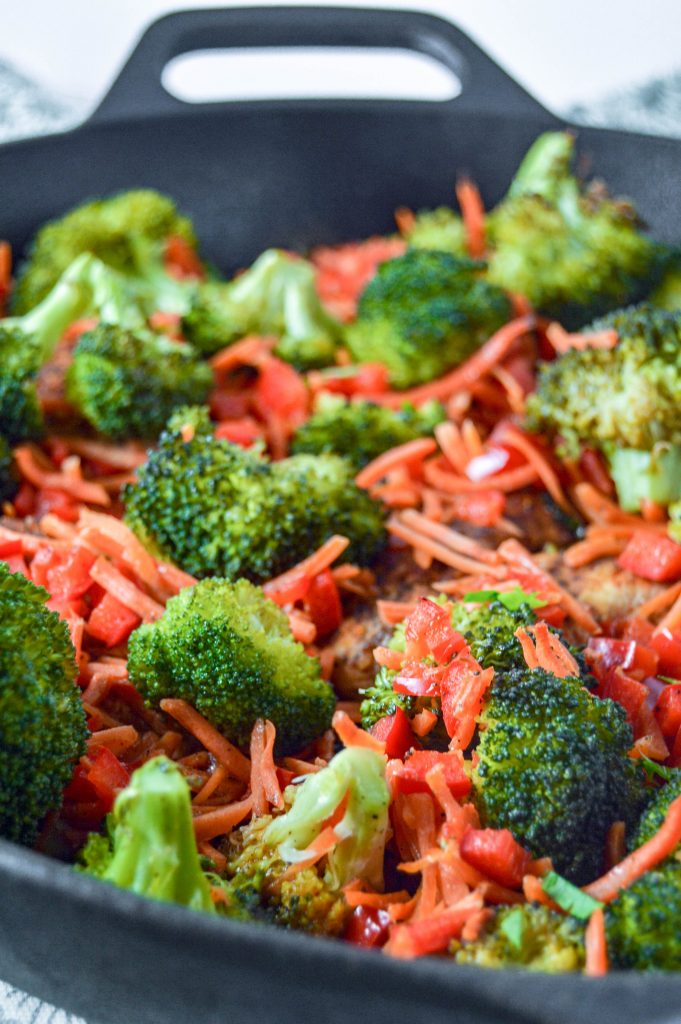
[87,592,141,647]
[651,628,681,679]
[587,637,659,682]
[86,746,131,809]
[597,666,648,729]
[0,539,23,557]
[370,708,416,760]
[618,531,681,583]
[403,598,465,664]
[440,654,494,748]
[655,684,681,738]
[344,906,391,948]
[254,358,308,421]
[460,827,532,889]
[46,545,96,601]
[305,569,343,639]
[393,750,471,798]
[392,661,443,697]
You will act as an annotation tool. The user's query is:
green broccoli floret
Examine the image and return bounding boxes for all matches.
[12,189,196,314]
[79,756,215,913]
[0,562,87,844]
[404,207,466,256]
[360,666,415,730]
[451,597,536,672]
[290,395,444,470]
[127,577,335,754]
[66,323,213,440]
[630,769,681,850]
[345,251,511,389]
[526,303,681,511]
[123,406,385,581]
[454,903,585,972]
[182,249,341,367]
[606,862,681,971]
[650,247,681,311]
[486,132,662,324]
[473,667,645,883]
[0,435,17,505]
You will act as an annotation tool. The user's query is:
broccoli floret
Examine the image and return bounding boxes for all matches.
[450,597,536,673]
[127,577,335,755]
[404,207,466,256]
[79,756,215,913]
[345,251,511,389]
[12,189,196,314]
[360,666,415,730]
[221,815,349,936]
[123,407,385,581]
[526,303,681,510]
[0,562,87,844]
[473,668,645,883]
[182,249,341,367]
[650,247,681,311]
[291,395,444,470]
[0,435,17,505]
[606,861,681,971]
[66,323,213,441]
[486,132,662,324]
[630,769,681,850]
[454,903,585,972]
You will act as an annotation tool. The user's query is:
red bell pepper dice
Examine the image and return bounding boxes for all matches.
[651,628,681,679]
[460,827,532,889]
[587,637,659,682]
[344,906,391,948]
[87,592,141,647]
[403,597,465,663]
[440,656,494,748]
[370,708,416,760]
[394,750,471,798]
[392,661,443,697]
[305,569,343,638]
[618,531,681,583]
[655,684,681,738]
[596,666,648,728]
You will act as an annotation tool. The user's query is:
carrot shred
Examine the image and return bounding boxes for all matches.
[210,334,275,373]
[546,322,617,354]
[288,608,317,645]
[563,534,628,568]
[522,874,560,910]
[655,588,681,635]
[531,621,580,678]
[424,460,538,494]
[460,418,485,461]
[89,557,165,623]
[377,599,417,626]
[585,794,681,902]
[263,535,350,598]
[87,725,138,757]
[400,509,501,566]
[515,627,540,670]
[434,422,470,474]
[14,445,110,507]
[61,436,147,470]
[498,424,571,513]
[355,438,438,489]
[584,908,609,977]
[332,709,386,753]
[78,509,166,597]
[193,763,228,806]
[160,699,251,781]
[411,709,438,737]
[262,720,284,810]
[249,719,268,818]
[199,841,227,873]
[605,821,626,870]
[388,515,507,578]
[192,797,253,841]
[456,178,486,259]
[343,887,411,909]
[635,582,681,621]
[499,539,600,634]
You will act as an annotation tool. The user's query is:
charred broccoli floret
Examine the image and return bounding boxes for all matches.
[454,903,585,972]
[486,132,661,324]
[290,395,444,470]
[0,562,87,844]
[12,189,197,314]
[473,668,645,883]
[123,407,385,581]
[345,251,511,389]
[127,577,335,755]
[526,304,681,510]
[66,324,213,440]
[182,249,341,367]
[79,756,215,913]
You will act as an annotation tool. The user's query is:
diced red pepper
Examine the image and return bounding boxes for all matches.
[619,617,656,647]
[618,531,681,583]
[209,389,251,421]
[440,655,494,749]
[655,684,681,738]
[651,628,681,679]
[214,417,263,447]
[587,637,659,682]
[305,569,343,639]
[387,901,476,957]
[0,539,22,558]
[30,545,62,588]
[34,487,80,522]
[87,592,141,647]
[164,235,205,279]
[86,746,131,808]
[3,553,30,578]
[344,906,391,948]
[534,603,566,628]
[370,708,416,760]
[393,750,471,798]
[12,482,36,517]
[254,358,308,421]
[403,598,465,664]
[459,827,532,889]
[46,545,96,601]
[392,661,443,697]
[597,666,648,729]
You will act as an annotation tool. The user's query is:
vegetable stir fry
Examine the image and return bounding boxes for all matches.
[5,131,681,976]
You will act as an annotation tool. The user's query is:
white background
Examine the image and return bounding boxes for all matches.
[2,0,681,117]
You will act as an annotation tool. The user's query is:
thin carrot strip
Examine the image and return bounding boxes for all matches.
[585,795,681,902]
[193,763,228,806]
[460,419,485,460]
[83,659,128,681]
[489,365,526,415]
[263,535,350,598]
[605,821,626,870]
[573,482,666,530]
[371,484,420,508]
[655,590,681,635]
[276,825,342,882]
[250,719,267,817]
[532,621,580,678]
[434,422,470,474]
[424,460,538,494]
[160,699,251,781]
[288,609,317,645]
[14,445,110,506]
[411,709,438,737]
[332,709,386,753]
[156,561,198,594]
[546,322,617,354]
[563,535,628,568]
[585,909,609,976]
[375,316,535,409]
[498,425,571,513]
[87,725,138,757]
[262,720,284,811]
[89,557,165,623]
[280,757,322,775]
[199,841,227,873]
[400,509,501,565]
[61,436,147,469]
[210,334,275,372]
[192,797,253,841]
[499,539,600,634]
[635,582,681,621]
[79,509,165,596]
[515,627,540,669]
[522,874,560,910]
[456,178,486,259]
[476,881,526,905]
[355,438,438,489]
[422,488,444,522]
[386,892,484,958]
[343,888,411,909]
[377,599,417,626]
[388,517,508,578]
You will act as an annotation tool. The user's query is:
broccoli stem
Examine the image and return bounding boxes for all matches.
[507,131,581,225]
[16,252,95,360]
[607,445,681,511]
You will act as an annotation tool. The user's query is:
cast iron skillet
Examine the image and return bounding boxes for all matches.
[1,9,681,1023]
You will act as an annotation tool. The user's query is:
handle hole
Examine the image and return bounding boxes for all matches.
[162,47,461,103]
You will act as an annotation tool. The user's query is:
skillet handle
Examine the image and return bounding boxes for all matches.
[90,6,547,122]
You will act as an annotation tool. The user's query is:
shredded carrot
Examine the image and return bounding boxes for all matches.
[460,418,485,460]
[605,821,626,870]
[573,483,666,531]
[377,599,417,626]
[343,887,411,909]
[156,561,198,594]
[498,424,571,513]
[585,794,681,902]
[355,438,437,490]
[160,699,251,781]
[386,892,484,958]
[424,460,538,494]
[332,709,386,753]
[78,509,165,597]
[193,763,228,806]
[199,841,227,873]
[280,757,322,775]
[635,582,681,621]
[262,720,284,810]
[563,534,628,568]
[399,509,502,566]
[89,557,165,623]
[411,709,438,737]
[499,539,600,634]
[532,621,580,678]
[546,321,617,354]
[375,316,535,409]
[522,874,560,910]
[14,445,110,507]
[288,608,317,645]
[434,422,470,474]
[584,908,609,977]
[87,725,138,757]
[655,588,681,635]
[456,178,486,259]
[249,719,268,817]
[193,797,253,841]
[277,825,342,881]
[387,516,507,578]
[461,908,495,941]
[210,334,275,373]
[489,365,526,415]
[61,436,146,470]
[515,627,540,670]
[476,881,526,906]
[263,535,350,598]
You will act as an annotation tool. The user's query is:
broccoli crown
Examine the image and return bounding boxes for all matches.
[0,562,87,844]
[404,207,466,256]
[630,769,681,851]
[264,747,390,890]
[360,666,415,730]
[79,756,215,913]
[345,250,511,389]
[450,598,536,673]
[127,577,335,755]
[606,860,681,971]
[66,324,213,441]
[222,815,349,935]
[0,435,17,505]
[454,903,585,972]
[182,249,340,367]
[473,668,645,883]
[486,132,661,323]
[290,395,444,470]
[0,327,44,444]
[13,189,196,314]
[123,407,385,581]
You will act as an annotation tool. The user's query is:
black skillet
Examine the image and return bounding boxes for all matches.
[1,8,681,1023]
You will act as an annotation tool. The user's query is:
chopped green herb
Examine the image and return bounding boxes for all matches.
[463,587,546,611]
[542,871,604,920]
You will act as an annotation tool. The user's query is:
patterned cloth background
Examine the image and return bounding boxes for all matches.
[0,52,680,1024]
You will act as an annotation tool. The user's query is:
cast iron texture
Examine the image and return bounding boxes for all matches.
[1,8,681,1023]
